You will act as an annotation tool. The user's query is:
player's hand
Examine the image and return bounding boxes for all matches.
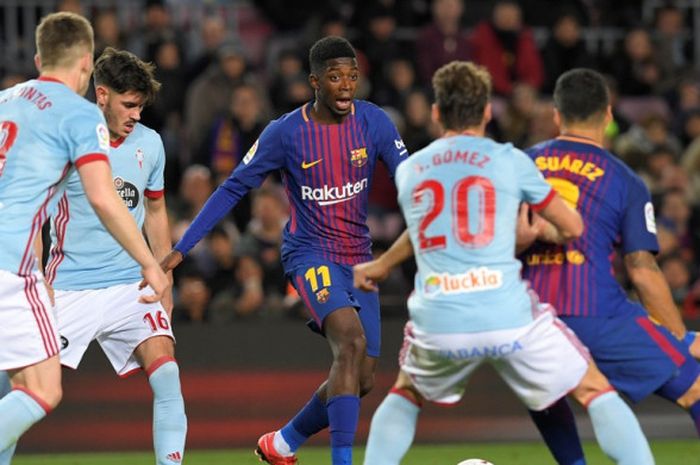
[139,262,170,304]
[139,250,183,290]
[515,204,544,253]
[686,331,700,360]
[353,259,390,292]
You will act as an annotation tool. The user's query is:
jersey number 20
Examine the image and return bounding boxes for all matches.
[413,176,495,251]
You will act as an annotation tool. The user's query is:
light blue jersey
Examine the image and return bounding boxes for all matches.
[395,134,555,334]
[0,77,110,276]
[46,123,165,290]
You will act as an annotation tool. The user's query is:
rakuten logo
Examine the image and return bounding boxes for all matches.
[301,178,368,206]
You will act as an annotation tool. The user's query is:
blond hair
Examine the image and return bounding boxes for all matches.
[35,12,94,69]
[432,61,492,130]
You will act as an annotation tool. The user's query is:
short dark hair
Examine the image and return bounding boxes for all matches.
[432,61,492,130]
[553,68,609,123]
[308,36,356,74]
[93,47,161,104]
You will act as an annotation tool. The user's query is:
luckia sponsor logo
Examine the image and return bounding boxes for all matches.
[301,178,368,206]
[423,267,503,295]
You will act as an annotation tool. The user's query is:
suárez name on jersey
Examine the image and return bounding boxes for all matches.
[301,178,368,206]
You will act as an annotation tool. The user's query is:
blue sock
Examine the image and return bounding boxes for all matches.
[148,360,187,465]
[0,388,47,451]
[689,399,700,436]
[327,395,359,465]
[0,373,17,465]
[587,391,653,465]
[280,392,328,452]
[528,397,586,465]
[363,392,420,465]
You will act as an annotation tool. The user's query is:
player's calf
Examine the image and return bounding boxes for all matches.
[572,362,654,465]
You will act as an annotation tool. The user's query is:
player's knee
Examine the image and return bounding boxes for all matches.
[571,362,612,406]
[335,333,367,363]
[31,384,62,410]
[359,372,375,397]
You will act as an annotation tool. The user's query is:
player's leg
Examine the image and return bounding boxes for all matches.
[0,271,62,452]
[363,370,422,465]
[0,356,61,451]
[527,397,585,465]
[0,371,17,465]
[97,282,186,465]
[133,335,187,465]
[570,360,653,464]
[322,306,366,465]
[276,355,376,457]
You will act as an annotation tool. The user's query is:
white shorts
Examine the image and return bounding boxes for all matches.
[400,306,590,411]
[54,281,174,377]
[0,270,60,370]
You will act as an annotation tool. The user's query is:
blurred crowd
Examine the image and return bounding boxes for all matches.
[2,0,700,325]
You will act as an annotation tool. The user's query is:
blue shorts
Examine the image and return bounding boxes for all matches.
[562,310,689,403]
[285,257,381,358]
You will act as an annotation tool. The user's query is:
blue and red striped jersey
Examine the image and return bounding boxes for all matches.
[175,100,408,265]
[520,136,659,317]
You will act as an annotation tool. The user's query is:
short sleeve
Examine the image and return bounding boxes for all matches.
[621,174,659,254]
[226,120,286,189]
[370,106,409,177]
[513,148,554,209]
[145,135,165,199]
[60,104,110,167]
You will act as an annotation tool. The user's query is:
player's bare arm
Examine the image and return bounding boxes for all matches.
[77,160,169,303]
[144,196,174,315]
[354,230,413,292]
[624,250,687,340]
[535,195,584,244]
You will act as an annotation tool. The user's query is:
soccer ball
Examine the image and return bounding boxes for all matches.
[457,460,494,465]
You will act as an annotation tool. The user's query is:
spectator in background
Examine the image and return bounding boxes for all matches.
[607,28,663,96]
[469,0,544,96]
[682,129,700,202]
[237,187,289,315]
[0,72,26,90]
[415,0,471,86]
[660,253,692,307]
[372,57,418,110]
[93,9,126,58]
[172,164,214,224]
[401,89,437,154]
[173,268,211,324]
[658,188,694,262]
[615,114,682,170]
[640,145,677,196]
[541,11,597,93]
[202,83,267,231]
[653,5,692,90]
[129,0,183,63]
[497,83,538,146]
[185,16,228,85]
[185,41,251,164]
[269,49,311,115]
[357,5,406,97]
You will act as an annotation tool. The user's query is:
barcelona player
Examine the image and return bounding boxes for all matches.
[158,36,408,465]
[353,61,654,465]
[0,12,167,457]
[520,68,700,436]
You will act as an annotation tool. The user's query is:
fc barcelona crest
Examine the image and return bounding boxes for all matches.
[316,288,330,303]
[350,147,368,167]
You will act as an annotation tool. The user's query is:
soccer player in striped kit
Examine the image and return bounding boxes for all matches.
[0,13,167,460]
[520,68,700,438]
[158,36,408,465]
[353,61,654,465]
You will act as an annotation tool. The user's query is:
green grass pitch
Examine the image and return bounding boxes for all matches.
[12,440,700,465]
